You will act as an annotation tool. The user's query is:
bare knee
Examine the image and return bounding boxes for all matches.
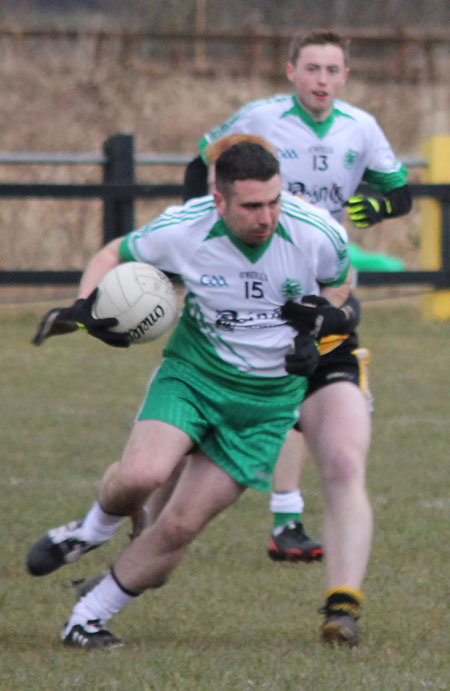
[105,458,176,503]
[123,466,174,497]
[154,507,206,551]
[320,446,365,486]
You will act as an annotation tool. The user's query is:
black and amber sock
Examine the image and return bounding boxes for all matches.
[323,587,363,619]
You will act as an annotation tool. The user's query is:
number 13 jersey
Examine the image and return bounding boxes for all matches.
[199,95,408,222]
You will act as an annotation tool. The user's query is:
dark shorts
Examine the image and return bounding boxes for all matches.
[294,332,373,431]
[306,331,360,399]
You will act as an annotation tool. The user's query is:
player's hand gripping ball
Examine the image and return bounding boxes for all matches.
[32,263,178,347]
[31,290,128,347]
[92,262,179,344]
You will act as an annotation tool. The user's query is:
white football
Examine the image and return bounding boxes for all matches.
[92,262,178,344]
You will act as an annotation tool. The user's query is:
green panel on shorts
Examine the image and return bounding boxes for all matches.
[137,357,305,492]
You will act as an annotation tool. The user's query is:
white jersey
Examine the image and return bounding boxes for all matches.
[120,192,349,382]
[199,95,408,221]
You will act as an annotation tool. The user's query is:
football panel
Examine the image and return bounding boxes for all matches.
[113,293,177,341]
[92,262,178,343]
[93,264,139,316]
[116,263,147,307]
[134,265,176,302]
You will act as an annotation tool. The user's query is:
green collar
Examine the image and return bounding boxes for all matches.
[205,218,292,263]
[281,95,352,139]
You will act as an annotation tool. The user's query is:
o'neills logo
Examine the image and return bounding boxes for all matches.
[127,304,166,341]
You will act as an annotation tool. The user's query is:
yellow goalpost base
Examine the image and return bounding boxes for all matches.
[422,290,450,321]
[420,136,450,321]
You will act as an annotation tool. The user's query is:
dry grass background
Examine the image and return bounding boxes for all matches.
[1,41,449,275]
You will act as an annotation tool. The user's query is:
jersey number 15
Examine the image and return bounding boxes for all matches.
[245,281,264,299]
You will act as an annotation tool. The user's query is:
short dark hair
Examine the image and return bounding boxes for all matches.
[215,142,280,195]
[288,31,350,65]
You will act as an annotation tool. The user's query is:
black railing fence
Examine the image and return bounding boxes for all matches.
[1,134,449,289]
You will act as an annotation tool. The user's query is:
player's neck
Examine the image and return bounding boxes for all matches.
[293,94,333,122]
[301,103,333,122]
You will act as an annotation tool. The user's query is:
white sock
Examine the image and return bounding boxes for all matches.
[269,489,304,515]
[80,501,124,544]
[67,572,136,628]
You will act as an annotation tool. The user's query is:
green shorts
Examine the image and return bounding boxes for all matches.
[138,357,304,492]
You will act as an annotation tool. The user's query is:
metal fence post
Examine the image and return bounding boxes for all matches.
[102,133,135,243]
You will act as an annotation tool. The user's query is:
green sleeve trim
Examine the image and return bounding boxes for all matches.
[318,260,349,288]
[118,235,136,262]
[362,165,409,193]
[197,136,210,163]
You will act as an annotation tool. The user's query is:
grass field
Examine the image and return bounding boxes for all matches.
[1,296,449,690]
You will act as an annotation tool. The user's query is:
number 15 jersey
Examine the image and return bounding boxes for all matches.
[119,192,349,382]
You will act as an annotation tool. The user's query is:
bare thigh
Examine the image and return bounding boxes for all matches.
[300,382,371,480]
[98,420,195,513]
[155,451,246,538]
[120,419,194,487]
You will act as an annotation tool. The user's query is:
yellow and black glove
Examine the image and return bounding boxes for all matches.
[344,196,387,228]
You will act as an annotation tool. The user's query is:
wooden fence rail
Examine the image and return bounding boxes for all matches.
[1,134,450,289]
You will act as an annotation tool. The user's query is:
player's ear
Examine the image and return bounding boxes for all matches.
[213,188,226,215]
[207,166,216,194]
[286,61,295,83]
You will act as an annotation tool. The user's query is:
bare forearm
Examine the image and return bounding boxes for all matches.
[320,266,353,307]
[77,238,123,298]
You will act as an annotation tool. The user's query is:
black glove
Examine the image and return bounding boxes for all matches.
[32,289,130,348]
[31,307,79,345]
[344,195,385,228]
[285,335,320,377]
[281,296,349,339]
[341,293,361,331]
